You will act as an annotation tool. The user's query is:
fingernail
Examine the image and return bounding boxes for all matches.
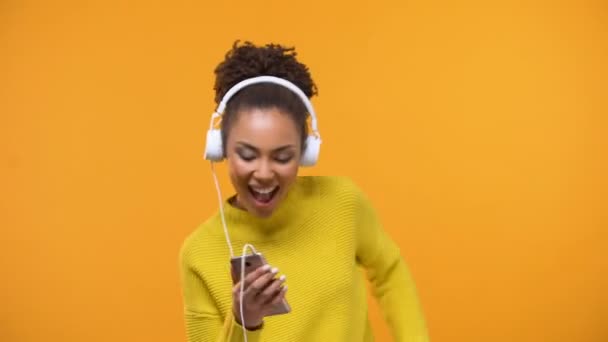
[283,285,288,292]
[271,267,279,274]
[262,265,271,271]
[279,275,286,281]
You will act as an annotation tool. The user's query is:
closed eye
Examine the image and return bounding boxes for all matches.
[274,154,294,163]
[236,148,256,161]
[235,141,296,163]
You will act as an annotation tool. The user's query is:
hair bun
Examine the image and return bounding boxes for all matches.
[213,40,318,104]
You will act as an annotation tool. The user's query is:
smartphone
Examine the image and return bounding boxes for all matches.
[230,252,291,316]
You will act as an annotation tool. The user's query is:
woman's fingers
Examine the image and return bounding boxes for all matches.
[258,275,286,304]
[245,267,278,298]
[233,264,288,318]
[234,265,270,296]
[267,284,288,307]
[241,264,272,289]
[232,265,269,301]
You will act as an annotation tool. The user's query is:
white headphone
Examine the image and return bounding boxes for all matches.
[204,75,322,166]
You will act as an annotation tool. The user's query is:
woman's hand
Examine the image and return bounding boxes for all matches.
[232,264,288,329]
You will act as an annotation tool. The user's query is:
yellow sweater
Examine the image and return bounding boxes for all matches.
[179,176,429,341]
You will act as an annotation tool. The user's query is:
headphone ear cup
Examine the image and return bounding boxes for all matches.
[204,129,224,161]
[300,135,321,166]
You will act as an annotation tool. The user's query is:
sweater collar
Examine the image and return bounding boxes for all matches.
[221,177,312,241]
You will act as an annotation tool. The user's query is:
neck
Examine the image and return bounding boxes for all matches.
[229,194,247,211]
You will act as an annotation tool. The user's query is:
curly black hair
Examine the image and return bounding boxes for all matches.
[213,40,318,153]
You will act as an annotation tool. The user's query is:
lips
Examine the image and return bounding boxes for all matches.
[248,185,279,204]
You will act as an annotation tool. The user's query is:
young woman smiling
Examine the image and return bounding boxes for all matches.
[179,41,429,342]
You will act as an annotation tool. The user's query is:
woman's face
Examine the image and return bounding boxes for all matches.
[225,107,302,218]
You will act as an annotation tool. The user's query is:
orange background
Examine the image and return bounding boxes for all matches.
[1,1,606,341]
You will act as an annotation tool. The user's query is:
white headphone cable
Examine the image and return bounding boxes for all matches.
[210,161,255,341]
[240,243,257,342]
[210,161,234,258]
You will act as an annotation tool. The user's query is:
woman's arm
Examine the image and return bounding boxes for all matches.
[180,248,263,342]
[353,182,430,342]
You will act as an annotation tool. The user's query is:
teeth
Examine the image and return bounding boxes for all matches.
[251,187,276,194]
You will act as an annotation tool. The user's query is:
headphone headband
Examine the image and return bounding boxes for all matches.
[213,76,319,135]
[205,75,321,166]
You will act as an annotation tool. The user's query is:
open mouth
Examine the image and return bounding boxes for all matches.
[248,185,280,205]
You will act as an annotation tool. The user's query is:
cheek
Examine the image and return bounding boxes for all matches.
[276,163,299,181]
[228,159,253,182]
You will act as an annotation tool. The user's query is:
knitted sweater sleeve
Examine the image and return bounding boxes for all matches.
[180,245,262,342]
[351,180,430,342]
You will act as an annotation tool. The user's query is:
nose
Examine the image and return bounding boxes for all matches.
[253,159,274,182]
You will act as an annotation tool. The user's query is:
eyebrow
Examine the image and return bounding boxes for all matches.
[236,141,295,153]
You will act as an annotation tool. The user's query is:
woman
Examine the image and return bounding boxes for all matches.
[179,41,429,341]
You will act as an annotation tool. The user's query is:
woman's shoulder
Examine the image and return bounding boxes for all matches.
[297,175,365,201]
[179,214,224,265]
[298,174,356,187]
